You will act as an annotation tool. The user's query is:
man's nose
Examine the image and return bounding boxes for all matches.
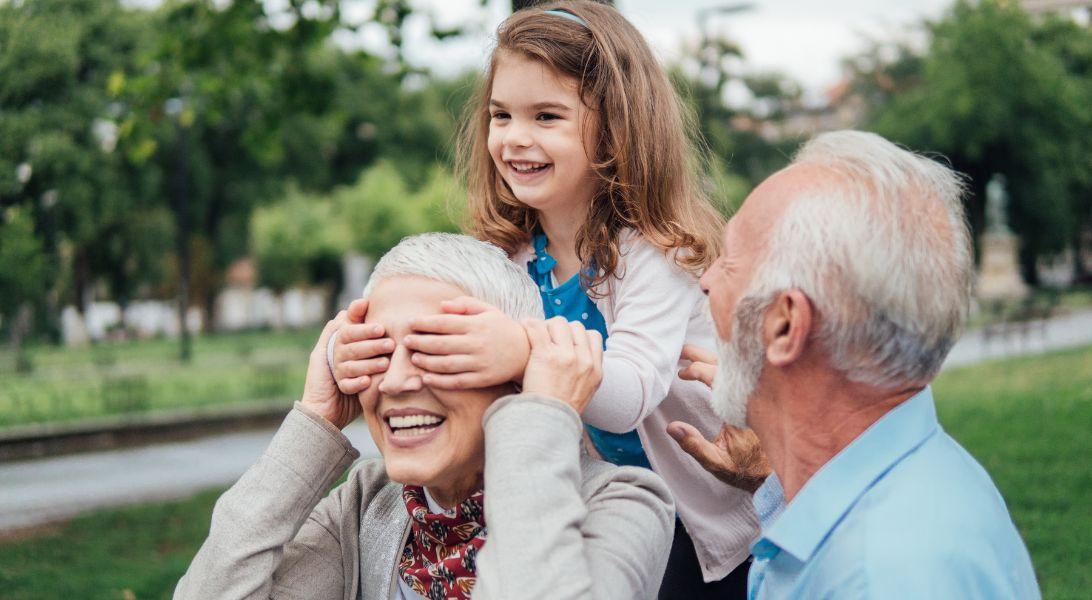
[377,345,423,394]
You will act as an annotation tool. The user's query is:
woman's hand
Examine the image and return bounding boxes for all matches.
[667,421,770,494]
[403,297,530,389]
[331,298,395,395]
[302,312,367,429]
[521,317,604,414]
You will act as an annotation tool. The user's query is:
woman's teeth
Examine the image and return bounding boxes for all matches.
[388,414,444,437]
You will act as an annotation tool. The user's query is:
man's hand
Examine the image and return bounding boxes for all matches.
[522,317,604,414]
[302,312,366,429]
[403,297,530,389]
[667,421,771,494]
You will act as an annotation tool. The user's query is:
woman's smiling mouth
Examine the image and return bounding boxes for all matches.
[383,409,447,447]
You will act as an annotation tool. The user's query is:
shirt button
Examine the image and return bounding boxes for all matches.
[540,285,546,291]
[554,299,562,305]
[581,312,589,320]
[539,257,546,261]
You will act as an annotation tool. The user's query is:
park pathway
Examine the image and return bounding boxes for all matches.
[0,419,380,533]
[2,309,1090,534]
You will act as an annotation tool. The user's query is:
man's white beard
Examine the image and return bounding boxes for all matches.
[710,303,766,428]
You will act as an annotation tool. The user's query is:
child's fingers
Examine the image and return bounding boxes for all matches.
[409,314,471,335]
[678,362,716,387]
[421,372,483,390]
[681,344,718,365]
[441,296,497,316]
[403,333,476,356]
[335,357,390,380]
[346,298,369,324]
[337,375,373,395]
[338,337,395,361]
[410,352,478,374]
[338,322,386,344]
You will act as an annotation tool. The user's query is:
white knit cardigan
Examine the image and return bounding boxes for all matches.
[512,229,759,582]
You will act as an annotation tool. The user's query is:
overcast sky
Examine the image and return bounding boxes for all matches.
[335,0,954,97]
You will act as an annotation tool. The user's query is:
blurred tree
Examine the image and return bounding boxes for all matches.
[0,0,156,341]
[0,208,50,371]
[250,161,461,294]
[1031,16,1092,282]
[862,0,1090,283]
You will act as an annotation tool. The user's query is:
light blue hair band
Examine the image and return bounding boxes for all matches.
[544,8,589,28]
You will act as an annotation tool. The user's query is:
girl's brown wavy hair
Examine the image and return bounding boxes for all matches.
[456,0,725,291]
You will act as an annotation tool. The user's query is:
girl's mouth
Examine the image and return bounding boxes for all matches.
[508,161,552,179]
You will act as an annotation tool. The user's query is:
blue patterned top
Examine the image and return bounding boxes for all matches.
[526,232,651,469]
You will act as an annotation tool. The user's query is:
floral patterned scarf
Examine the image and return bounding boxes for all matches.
[398,485,487,600]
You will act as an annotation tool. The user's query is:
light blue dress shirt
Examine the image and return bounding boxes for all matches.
[748,387,1040,599]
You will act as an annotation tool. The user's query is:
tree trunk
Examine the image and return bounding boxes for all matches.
[1074,224,1091,284]
[171,123,193,363]
[9,303,34,373]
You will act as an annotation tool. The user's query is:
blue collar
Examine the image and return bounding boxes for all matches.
[752,387,940,562]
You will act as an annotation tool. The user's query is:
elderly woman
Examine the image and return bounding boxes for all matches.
[175,233,674,600]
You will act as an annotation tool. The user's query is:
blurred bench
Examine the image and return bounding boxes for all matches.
[981,291,1061,350]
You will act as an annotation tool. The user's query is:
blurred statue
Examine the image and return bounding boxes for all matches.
[985,174,1011,235]
[977,173,1028,300]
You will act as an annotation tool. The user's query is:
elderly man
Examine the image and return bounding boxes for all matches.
[669,131,1040,597]
[176,233,674,599]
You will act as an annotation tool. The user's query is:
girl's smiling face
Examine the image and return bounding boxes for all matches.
[487,52,600,218]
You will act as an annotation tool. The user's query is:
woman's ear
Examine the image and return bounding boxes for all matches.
[764,289,813,368]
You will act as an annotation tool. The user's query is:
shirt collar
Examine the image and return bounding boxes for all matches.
[752,386,940,562]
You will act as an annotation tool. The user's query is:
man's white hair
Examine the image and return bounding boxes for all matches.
[363,232,544,320]
[743,130,973,389]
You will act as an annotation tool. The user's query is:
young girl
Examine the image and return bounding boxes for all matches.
[333,2,758,597]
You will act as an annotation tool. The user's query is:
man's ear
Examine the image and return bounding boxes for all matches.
[764,289,813,367]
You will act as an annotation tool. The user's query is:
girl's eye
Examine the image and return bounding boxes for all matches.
[537,113,561,122]
[491,111,510,120]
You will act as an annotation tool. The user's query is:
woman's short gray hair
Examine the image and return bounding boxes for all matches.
[743,130,973,389]
[363,232,544,320]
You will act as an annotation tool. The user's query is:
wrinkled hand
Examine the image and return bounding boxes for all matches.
[404,296,530,389]
[667,421,771,494]
[522,317,604,414]
[302,312,366,429]
[678,344,717,388]
[331,298,394,395]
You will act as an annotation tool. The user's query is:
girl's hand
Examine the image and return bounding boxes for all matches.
[666,421,770,494]
[331,298,395,395]
[302,312,366,429]
[522,317,604,414]
[678,344,717,388]
[404,297,529,390]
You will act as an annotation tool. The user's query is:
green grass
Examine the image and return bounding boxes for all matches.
[0,329,316,428]
[0,346,1088,598]
[0,488,224,599]
[932,345,1092,600]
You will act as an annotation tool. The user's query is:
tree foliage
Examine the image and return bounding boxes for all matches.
[861,1,1091,281]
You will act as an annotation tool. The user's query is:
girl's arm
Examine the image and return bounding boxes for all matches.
[583,239,703,433]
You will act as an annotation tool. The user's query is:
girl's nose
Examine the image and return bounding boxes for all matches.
[504,119,534,148]
[377,345,423,394]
